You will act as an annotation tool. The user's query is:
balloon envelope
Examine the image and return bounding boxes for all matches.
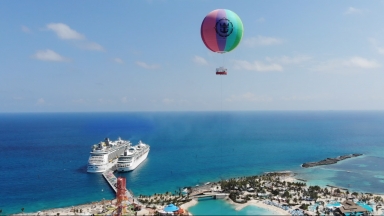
[201,9,244,53]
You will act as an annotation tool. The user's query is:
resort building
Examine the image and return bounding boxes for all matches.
[334,200,371,216]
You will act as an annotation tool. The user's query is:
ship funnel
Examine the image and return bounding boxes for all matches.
[104,138,110,146]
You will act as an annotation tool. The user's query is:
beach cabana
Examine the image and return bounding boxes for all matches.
[163,204,179,213]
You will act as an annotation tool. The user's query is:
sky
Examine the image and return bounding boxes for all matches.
[2,1,384,112]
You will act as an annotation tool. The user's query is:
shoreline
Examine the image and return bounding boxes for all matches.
[14,170,384,216]
[181,171,384,215]
[228,199,288,215]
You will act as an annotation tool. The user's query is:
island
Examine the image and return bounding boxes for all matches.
[13,170,384,216]
[301,153,363,168]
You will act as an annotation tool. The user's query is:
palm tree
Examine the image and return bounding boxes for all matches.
[374,196,383,204]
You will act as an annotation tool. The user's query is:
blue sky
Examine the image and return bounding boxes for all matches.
[2,1,384,112]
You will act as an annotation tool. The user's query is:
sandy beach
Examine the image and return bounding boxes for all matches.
[180,199,198,210]
[14,171,384,216]
[181,171,384,215]
[12,200,112,216]
[228,199,288,215]
[12,199,151,216]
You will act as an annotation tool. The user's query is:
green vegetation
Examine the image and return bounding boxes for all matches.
[299,203,309,210]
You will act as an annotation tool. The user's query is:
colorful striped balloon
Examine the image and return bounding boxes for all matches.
[201,9,244,53]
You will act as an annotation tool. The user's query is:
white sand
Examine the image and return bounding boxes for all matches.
[13,200,116,216]
[180,198,198,210]
[180,197,288,215]
[228,199,289,215]
[13,172,384,216]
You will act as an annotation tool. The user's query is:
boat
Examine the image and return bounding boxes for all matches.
[117,140,150,172]
[87,137,131,173]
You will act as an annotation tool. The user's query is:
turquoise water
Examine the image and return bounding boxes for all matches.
[356,201,373,212]
[344,213,364,216]
[188,199,278,215]
[1,111,384,214]
[294,155,384,194]
[308,203,319,212]
[326,201,341,208]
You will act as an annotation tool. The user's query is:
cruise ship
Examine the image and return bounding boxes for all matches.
[117,141,150,172]
[87,137,131,173]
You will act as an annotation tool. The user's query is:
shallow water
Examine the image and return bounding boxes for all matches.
[295,155,384,194]
[188,199,278,215]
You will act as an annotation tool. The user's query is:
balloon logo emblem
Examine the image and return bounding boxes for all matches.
[215,18,233,38]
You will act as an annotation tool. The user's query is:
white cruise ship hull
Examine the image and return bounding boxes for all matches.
[87,138,131,173]
[87,158,117,173]
[117,151,149,172]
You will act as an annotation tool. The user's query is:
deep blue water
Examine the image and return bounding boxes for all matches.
[1,111,384,214]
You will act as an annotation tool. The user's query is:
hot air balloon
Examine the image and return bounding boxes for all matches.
[201,9,244,75]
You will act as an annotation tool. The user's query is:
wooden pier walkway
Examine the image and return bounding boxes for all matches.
[190,192,228,199]
[102,167,139,204]
[102,170,117,193]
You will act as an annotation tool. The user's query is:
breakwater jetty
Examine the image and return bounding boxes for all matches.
[302,153,363,168]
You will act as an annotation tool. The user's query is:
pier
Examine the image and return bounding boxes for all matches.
[102,170,118,192]
[102,169,136,203]
[190,192,228,199]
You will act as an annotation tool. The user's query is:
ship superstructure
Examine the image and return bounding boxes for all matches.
[87,137,131,173]
[117,141,150,172]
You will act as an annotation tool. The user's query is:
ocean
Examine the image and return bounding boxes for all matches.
[1,111,384,215]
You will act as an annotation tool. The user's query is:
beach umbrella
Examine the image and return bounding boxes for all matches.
[163,204,179,212]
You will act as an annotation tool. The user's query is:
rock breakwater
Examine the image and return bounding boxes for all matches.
[302,153,363,168]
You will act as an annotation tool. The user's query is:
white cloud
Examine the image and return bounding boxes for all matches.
[256,17,265,23]
[232,55,309,73]
[21,25,31,33]
[47,23,85,40]
[233,60,283,72]
[136,61,160,69]
[343,57,380,69]
[72,99,87,104]
[281,96,312,101]
[243,36,282,47]
[98,98,114,104]
[114,58,124,64]
[162,98,174,104]
[46,23,104,52]
[36,98,45,105]
[344,7,363,15]
[121,97,136,103]
[274,55,311,64]
[313,56,380,72]
[368,38,384,55]
[193,55,208,65]
[32,49,69,62]
[226,92,273,102]
[376,47,384,55]
[79,42,104,51]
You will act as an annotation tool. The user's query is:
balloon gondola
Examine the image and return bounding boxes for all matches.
[201,9,243,75]
[216,67,227,75]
